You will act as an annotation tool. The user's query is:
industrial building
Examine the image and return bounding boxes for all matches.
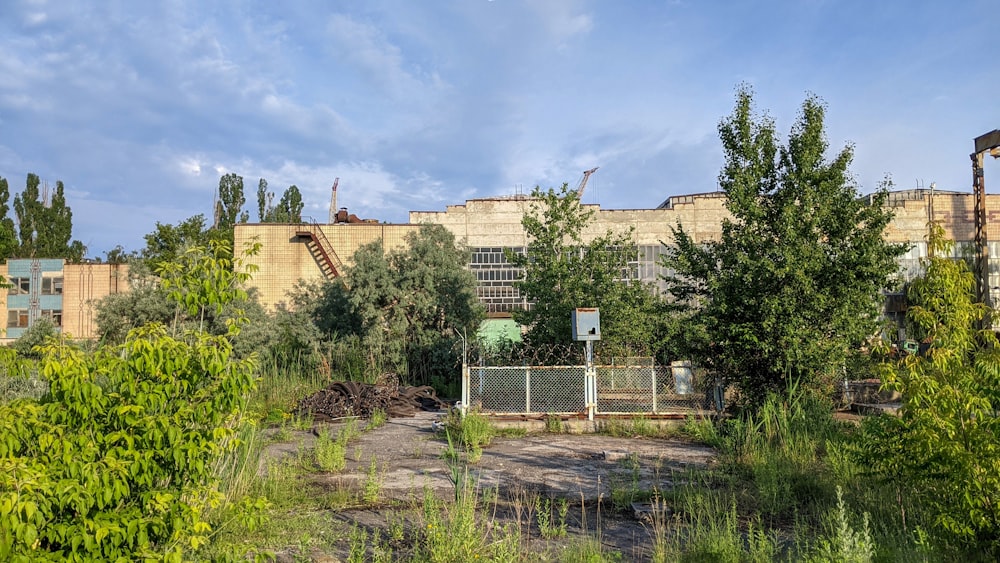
[235,188,1000,315]
[0,260,128,342]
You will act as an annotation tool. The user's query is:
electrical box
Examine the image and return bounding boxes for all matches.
[571,308,601,341]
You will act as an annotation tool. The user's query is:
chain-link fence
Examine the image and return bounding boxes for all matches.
[463,360,720,417]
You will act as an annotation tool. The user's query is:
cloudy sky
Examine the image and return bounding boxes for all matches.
[0,0,997,256]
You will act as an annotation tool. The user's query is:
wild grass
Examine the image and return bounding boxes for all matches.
[212,365,972,562]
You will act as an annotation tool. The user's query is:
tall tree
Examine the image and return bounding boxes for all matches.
[256,178,269,222]
[508,184,663,358]
[662,86,906,406]
[274,185,304,223]
[257,181,305,223]
[0,177,19,260]
[12,174,86,260]
[13,173,43,256]
[214,173,249,230]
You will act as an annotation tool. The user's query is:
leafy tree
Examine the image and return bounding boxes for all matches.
[508,184,663,359]
[214,173,249,231]
[12,173,43,257]
[303,225,483,385]
[256,178,270,222]
[274,185,304,223]
[141,214,211,273]
[10,174,86,261]
[256,181,305,223]
[861,223,1000,553]
[0,177,18,260]
[0,235,264,561]
[662,86,905,406]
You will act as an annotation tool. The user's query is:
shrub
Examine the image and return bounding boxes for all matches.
[0,325,258,561]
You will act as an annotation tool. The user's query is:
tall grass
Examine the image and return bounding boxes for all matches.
[251,357,331,421]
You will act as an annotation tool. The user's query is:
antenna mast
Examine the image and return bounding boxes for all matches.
[328,178,340,224]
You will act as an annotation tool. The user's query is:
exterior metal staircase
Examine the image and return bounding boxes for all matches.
[295,223,344,281]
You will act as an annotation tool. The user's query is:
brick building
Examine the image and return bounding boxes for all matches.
[235,188,1000,315]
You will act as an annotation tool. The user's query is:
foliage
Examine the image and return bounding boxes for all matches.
[141,214,212,273]
[509,184,664,359]
[156,238,261,333]
[662,86,905,406]
[0,177,19,260]
[0,231,263,561]
[861,223,1000,554]
[257,179,304,223]
[214,173,250,233]
[0,349,43,404]
[301,224,483,386]
[10,174,85,261]
[11,318,57,358]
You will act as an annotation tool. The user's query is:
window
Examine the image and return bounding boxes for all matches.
[7,277,29,295]
[40,309,63,327]
[41,277,63,295]
[7,309,28,328]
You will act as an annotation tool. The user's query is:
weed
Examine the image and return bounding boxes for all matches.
[545,413,563,433]
[348,524,368,563]
[537,497,569,539]
[368,408,388,430]
[362,456,382,505]
[314,429,347,472]
[443,408,495,464]
[806,486,875,563]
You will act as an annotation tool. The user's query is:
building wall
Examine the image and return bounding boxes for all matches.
[235,223,420,310]
[62,263,129,340]
[242,189,1000,315]
[0,260,128,342]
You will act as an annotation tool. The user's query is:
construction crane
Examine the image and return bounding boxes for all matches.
[576,167,599,199]
[328,177,339,224]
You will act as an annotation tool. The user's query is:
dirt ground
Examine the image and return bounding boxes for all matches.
[263,410,717,561]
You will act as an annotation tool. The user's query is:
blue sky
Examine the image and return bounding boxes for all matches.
[0,0,997,256]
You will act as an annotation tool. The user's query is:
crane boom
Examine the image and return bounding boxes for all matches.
[577,167,599,199]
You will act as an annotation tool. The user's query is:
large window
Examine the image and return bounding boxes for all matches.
[41,277,63,295]
[7,309,28,328]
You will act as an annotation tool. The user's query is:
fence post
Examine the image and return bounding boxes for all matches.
[585,341,595,421]
[461,362,470,415]
[651,364,657,414]
[525,366,531,413]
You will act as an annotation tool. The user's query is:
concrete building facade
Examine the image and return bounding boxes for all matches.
[236,188,1000,315]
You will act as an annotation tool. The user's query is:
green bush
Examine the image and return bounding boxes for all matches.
[0,325,258,561]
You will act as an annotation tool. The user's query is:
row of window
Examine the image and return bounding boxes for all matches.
[7,277,64,296]
[7,309,62,328]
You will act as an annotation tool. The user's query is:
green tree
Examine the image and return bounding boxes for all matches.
[141,214,211,273]
[861,223,1000,553]
[0,177,19,260]
[257,181,305,223]
[662,86,905,406]
[11,174,86,260]
[274,185,304,223]
[306,225,483,385]
[256,178,270,222]
[13,173,42,256]
[213,173,249,242]
[508,184,663,358]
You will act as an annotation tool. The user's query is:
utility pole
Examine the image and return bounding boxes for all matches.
[973,129,1000,327]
